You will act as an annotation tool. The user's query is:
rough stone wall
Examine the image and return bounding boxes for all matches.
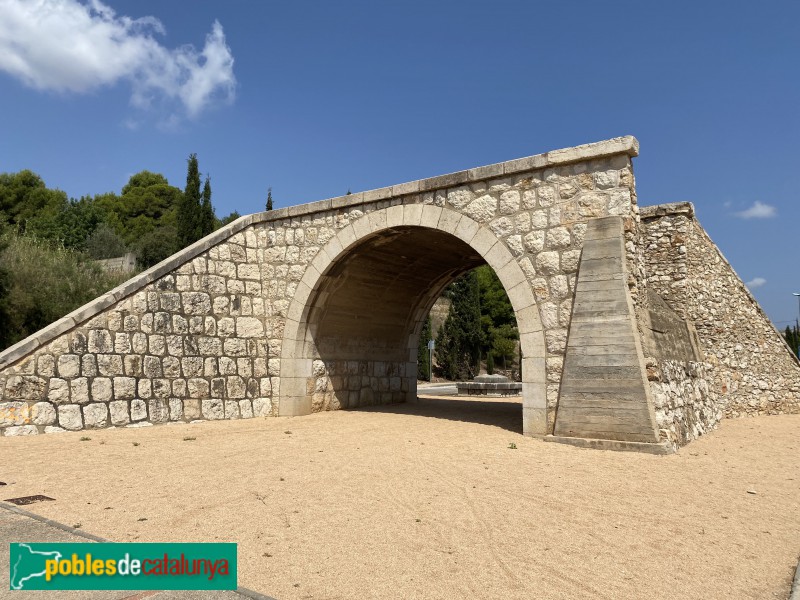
[310,359,407,411]
[0,136,640,436]
[0,229,292,435]
[641,203,800,418]
[648,360,721,447]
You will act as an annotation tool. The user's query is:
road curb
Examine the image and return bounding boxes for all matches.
[0,502,277,599]
[790,556,800,600]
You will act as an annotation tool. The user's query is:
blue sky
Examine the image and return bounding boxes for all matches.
[0,1,798,326]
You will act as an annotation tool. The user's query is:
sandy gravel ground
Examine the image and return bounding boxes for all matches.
[1,396,798,600]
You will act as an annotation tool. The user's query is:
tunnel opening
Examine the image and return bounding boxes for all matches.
[283,223,534,433]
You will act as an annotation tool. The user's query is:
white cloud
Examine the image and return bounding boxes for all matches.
[746,277,766,289]
[0,0,235,118]
[734,201,776,219]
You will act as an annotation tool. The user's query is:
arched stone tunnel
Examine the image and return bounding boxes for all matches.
[278,207,547,437]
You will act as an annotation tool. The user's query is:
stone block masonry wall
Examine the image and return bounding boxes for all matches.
[0,136,641,437]
[0,232,288,436]
[641,203,800,419]
[648,360,721,447]
[310,359,408,411]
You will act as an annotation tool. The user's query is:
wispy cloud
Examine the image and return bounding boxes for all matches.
[734,201,776,219]
[746,277,767,289]
[0,0,236,119]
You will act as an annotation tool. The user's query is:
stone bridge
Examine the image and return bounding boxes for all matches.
[1,137,798,450]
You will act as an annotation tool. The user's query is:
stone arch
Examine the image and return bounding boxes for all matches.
[278,204,547,436]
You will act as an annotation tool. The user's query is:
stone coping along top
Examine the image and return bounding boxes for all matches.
[0,135,639,370]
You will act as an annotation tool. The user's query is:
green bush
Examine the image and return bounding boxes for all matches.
[0,231,131,350]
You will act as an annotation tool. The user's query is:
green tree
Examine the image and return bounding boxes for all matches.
[178,153,201,247]
[218,211,241,227]
[0,170,67,233]
[784,325,799,356]
[86,223,128,259]
[435,270,481,380]
[475,265,518,373]
[95,172,181,246]
[0,230,12,348]
[417,316,433,381]
[486,352,495,375]
[266,187,273,211]
[133,225,180,269]
[200,176,215,237]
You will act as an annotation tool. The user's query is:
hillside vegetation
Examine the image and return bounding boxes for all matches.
[0,157,238,351]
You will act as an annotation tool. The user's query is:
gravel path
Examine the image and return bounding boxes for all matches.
[1,396,798,600]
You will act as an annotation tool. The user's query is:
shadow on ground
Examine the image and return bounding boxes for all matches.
[348,396,523,435]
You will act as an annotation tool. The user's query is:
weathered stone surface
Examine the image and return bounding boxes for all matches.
[236,317,264,338]
[253,397,272,416]
[131,399,147,421]
[31,402,56,425]
[70,378,89,404]
[114,377,136,400]
[57,355,80,378]
[464,195,497,223]
[91,378,113,402]
[58,405,83,430]
[169,398,183,421]
[109,401,130,426]
[83,403,109,428]
[202,399,224,420]
[47,378,70,404]
[4,425,38,436]
[535,251,560,275]
[149,399,169,423]
[0,401,29,426]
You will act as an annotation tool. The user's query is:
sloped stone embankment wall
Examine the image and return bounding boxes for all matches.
[641,203,800,423]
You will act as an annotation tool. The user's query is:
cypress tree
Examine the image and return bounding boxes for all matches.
[435,270,481,380]
[200,175,215,236]
[178,153,201,247]
[266,187,273,211]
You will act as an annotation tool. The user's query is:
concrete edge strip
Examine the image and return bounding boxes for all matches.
[0,502,278,600]
[541,435,674,455]
[790,556,800,600]
[0,500,109,542]
[0,135,637,371]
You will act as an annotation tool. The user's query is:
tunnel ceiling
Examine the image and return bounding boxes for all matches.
[309,226,486,358]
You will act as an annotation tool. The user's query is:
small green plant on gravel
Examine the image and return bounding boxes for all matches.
[508,442,517,449]
[79,436,91,442]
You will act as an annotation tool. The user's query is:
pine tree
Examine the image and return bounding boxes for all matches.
[200,175,215,237]
[178,153,201,247]
[417,316,432,381]
[266,187,273,211]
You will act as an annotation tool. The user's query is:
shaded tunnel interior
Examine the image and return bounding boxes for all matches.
[301,226,488,411]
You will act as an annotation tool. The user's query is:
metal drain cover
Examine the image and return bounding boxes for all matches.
[4,495,55,506]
